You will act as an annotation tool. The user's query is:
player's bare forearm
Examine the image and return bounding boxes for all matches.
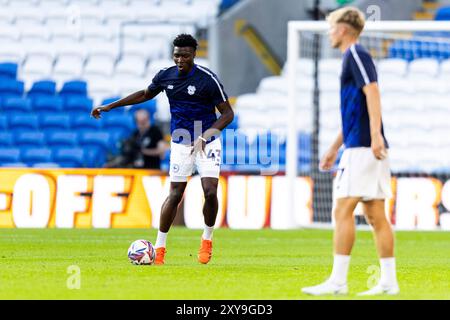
[330,131,343,152]
[202,100,234,140]
[91,89,159,119]
[108,89,157,111]
[363,83,382,137]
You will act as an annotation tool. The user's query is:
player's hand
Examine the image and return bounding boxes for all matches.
[191,137,206,157]
[319,148,338,171]
[371,132,387,160]
[91,105,111,119]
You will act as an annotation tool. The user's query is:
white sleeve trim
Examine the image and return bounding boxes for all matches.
[350,44,370,85]
[196,65,227,102]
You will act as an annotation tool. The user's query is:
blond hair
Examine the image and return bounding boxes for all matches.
[327,7,366,36]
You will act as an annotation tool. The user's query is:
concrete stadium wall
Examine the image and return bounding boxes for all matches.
[353,0,422,20]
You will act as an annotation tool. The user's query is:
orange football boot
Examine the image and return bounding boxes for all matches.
[198,238,213,264]
[154,247,166,265]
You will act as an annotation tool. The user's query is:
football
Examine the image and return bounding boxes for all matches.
[127,240,156,265]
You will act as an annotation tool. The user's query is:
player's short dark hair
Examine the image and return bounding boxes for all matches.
[173,34,198,50]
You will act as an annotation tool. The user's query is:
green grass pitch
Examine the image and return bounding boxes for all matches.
[1,227,449,300]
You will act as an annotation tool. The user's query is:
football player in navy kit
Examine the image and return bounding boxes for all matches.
[302,7,399,296]
[91,34,234,265]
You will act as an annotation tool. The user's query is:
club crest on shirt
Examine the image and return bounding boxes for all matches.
[143,137,151,146]
[167,85,174,90]
[187,85,196,95]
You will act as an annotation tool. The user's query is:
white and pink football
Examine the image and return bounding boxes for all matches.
[127,240,156,265]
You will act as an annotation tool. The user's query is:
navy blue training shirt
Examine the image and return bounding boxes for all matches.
[340,43,388,148]
[148,64,228,144]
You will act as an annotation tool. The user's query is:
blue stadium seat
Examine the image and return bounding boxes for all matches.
[33,96,63,113]
[161,149,170,171]
[109,130,129,155]
[53,147,85,167]
[388,40,414,61]
[67,111,88,119]
[278,145,286,165]
[435,6,450,20]
[84,146,106,168]
[0,63,18,80]
[2,97,32,113]
[0,80,24,98]
[0,115,7,130]
[103,114,135,134]
[388,38,450,61]
[0,162,28,168]
[0,132,13,147]
[78,131,111,153]
[71,114,102,130]
[59,80,88,99]
[15,131,46,147]
[39,114,71,130]
[46,131,78,147]
[129,100,157,116]
[32,162,60,168]
[9,115,39,131]
[110,130,129,142]
[21,147,53,165]
[298,132,311,151]
[298,133,312,169]
[102,97,121,105]
[0,148,21,163]
[28,80,57,98]
[414,31,450,38]
[65,97,93,113]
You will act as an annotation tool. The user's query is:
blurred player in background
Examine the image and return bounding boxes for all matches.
[92,34,234,265]
[302,7,399,296]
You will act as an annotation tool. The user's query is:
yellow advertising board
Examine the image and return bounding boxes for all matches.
[1,168,448,230]
[0,168,165,228]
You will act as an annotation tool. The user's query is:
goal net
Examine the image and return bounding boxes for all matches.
[285,21,450,230]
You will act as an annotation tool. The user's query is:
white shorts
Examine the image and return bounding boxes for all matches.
[169,139,221,182]
[334,147,392,201]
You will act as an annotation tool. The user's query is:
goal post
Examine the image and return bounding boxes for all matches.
[286,20,450,229]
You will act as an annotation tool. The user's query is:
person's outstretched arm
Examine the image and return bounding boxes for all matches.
[91,88,159,119]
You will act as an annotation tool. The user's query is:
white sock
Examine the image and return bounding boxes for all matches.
[380,257,398,287]
[155,231,168,249]
[202,225,214,240]
[329,254,351,285]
